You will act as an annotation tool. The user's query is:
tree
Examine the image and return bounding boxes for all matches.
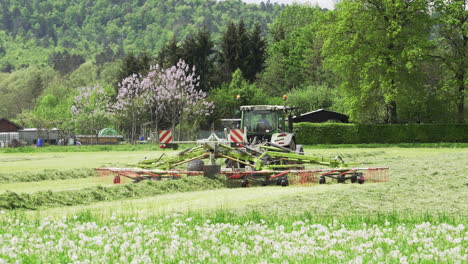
[433,0,467,123]
[322,0,432,123]
[114,60,213,142]
[258,5,326,96]
[181,29,216,92]
[0,66,56,119]
[71,85,113,144]
[0,2,13,32]
[236,19,250,77]
[208,69,267,126]
[115,52,153,92]
[113,74,146,143]
[220,19,268,82]
[95,47,117,66]
[244,23,266,82]
[48,51,85,75]
[152,59,213,133]
[220,22,238,79]
[157,37,182,68]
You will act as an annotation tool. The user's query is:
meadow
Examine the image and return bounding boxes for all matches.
[0,144,466,263]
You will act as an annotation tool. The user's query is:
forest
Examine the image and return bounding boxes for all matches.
[0,0,466,140]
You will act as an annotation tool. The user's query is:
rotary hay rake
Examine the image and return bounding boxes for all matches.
[96,134,388,187]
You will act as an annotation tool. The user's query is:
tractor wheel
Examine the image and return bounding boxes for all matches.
[289,139,296,153]
[295,144,304,155]
[338,175,346,183]
[280,178,289,187]
[187,159,204,171]
[358,177,365,184]
[319,176,326,184]
[241,178,249,188]
[133,177,144,183]
[351,174,358,183]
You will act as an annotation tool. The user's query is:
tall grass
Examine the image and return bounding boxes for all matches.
[0,209,465,263]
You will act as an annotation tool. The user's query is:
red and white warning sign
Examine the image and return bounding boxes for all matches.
[159,130,173,144]
[229,129,244,143]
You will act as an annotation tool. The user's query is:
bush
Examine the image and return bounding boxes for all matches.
[286,85,337,114]
[295,123,468,144]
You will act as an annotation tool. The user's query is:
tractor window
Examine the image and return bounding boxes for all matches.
[244,110,277,134]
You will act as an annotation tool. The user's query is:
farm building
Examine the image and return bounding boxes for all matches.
[293,109,349,123]
[0,118,22,147]
[0,118,21,132]
[18,128,60,145]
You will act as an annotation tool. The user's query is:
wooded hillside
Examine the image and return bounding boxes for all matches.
[0,0,283,70]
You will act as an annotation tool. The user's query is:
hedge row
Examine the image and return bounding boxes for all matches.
[295,123,468,144]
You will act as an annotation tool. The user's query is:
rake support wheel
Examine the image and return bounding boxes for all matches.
[241,178,249,188]
[203,164,221,178]
[187,159,204,171]
[319,176,326,184]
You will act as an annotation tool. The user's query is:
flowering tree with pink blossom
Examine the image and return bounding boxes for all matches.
[71,85,113,144]
[114,60,213,142]
[112,74,146,143]
[145,60,213,135]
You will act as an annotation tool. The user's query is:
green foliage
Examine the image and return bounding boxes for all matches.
[71,85,113,135]
[432,0,467,123]
[48,51,85,75]
[295,123,468,144]
[220,20,267,82]
[321,0,434,123]
[208,69,268,123]
[180,29,216,92]
[0,176,225,210]
[0,0,282,70]
[0,66,57,119]
[286,85,336,114]
[259,5,329,96]
[116,52,153,90]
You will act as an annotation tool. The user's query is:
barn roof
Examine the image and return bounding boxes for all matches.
[293,109,349,123]
[0,118,22,130]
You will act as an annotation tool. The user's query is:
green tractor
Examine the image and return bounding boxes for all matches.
[239,105,302,153]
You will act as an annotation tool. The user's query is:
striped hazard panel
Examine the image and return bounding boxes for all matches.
[229,129,244,143]
[159,130,173,144]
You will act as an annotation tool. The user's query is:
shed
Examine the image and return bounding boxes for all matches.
[18,128,60,145]
[0,118,22,132]
[293,109,349,123]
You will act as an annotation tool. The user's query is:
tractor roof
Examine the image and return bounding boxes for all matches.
[240,105,296,111]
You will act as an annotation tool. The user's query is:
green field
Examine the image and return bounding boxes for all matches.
[0,150,159,173]
[0,145,466,263]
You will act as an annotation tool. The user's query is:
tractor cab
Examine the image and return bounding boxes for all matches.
[240,105,297,145]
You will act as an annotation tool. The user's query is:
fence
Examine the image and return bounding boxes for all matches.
[76,135,124,145]
[0,132,20,148]
[167,130,227,142]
